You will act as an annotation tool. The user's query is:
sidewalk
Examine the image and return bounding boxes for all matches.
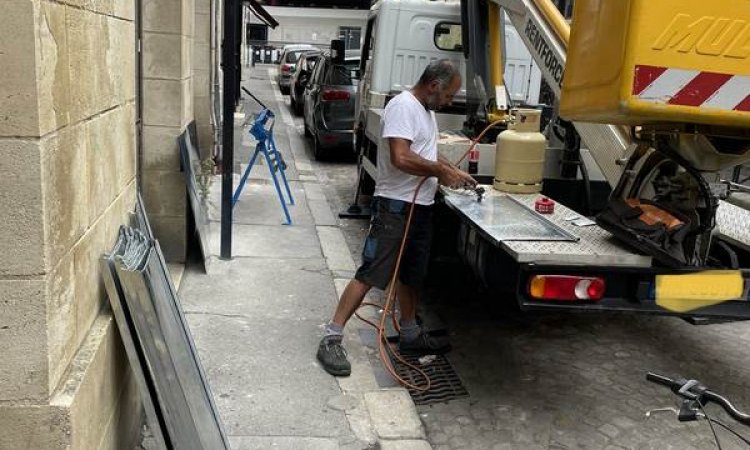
[170,66,432,450]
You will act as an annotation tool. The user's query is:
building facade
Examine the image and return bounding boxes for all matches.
[0,0,217,447]
[0,0,368,447]
[248,6,368,52]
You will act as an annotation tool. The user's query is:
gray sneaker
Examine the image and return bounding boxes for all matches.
[316,337,351,376]
[399,332,451,355]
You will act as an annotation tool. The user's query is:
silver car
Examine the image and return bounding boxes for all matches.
[302,52,360,160]
[276,44,317,95]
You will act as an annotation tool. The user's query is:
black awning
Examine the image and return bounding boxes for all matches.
[245,0,279,29]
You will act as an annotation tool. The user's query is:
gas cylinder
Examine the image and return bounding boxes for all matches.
[493,109,546,193]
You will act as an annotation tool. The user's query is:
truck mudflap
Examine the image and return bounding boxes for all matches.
[516,265,750,320]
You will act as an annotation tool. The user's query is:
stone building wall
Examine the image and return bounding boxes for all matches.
[194,0,215,157]
[0,0,142,448]
[141,0,195,262]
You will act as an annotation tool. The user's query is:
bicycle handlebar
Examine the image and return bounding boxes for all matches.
[647,372,750,426]
[646,372,675,389]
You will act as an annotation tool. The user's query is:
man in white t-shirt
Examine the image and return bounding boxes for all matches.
[317,60,476,377]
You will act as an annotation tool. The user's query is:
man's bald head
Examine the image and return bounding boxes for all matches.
[417,59,461,89]
[415,59,462,111]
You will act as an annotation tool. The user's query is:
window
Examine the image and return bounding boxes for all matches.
[310,59,325,85]
[434,22,462,52]
[305,55,319,72]
[246,24,268,44]
[326,60,361,86]
[339,26,362,51]
[285,50,306,63]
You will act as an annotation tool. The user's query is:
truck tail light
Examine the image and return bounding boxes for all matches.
[321,89,350,102]
[281,64,292,74]
[528,275,606,301]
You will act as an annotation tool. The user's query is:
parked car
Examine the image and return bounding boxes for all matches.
[276,43,316,65]
[303,51,361,160]
[290,51,321,116]
[276,44,317,95]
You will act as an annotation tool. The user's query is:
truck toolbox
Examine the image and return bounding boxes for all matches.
[560,0,750,128]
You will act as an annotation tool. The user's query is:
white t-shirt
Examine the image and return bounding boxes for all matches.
[375,91,439,206]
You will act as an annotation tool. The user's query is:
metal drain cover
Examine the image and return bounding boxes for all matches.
[393,354,469,405]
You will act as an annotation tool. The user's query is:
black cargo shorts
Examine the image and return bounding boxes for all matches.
[354,196,434,290]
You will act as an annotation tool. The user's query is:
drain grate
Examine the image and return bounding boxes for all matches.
[393,354,469,405]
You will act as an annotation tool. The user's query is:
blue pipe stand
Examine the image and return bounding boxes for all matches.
[232,108,295,225]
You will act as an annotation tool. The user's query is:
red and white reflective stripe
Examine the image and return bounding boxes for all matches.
[633,64,750,112]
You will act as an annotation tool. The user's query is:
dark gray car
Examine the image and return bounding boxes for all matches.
[302,53,360,160]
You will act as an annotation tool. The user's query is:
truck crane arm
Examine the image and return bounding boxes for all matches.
[465,0,750,268]
[463,0,630,187]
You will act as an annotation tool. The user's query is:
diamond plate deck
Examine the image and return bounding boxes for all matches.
[442,187,653,267]
[716,200,750,252]
[445,194,579,242]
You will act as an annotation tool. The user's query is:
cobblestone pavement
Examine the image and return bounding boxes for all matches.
[278,75,750,450]
[414,300,750,450]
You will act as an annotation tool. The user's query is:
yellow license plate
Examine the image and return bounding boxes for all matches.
[656,271,745,313]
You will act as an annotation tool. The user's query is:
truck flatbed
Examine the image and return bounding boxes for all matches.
[443,186,750,269]
[365,108,750,266]
[441,186,653,268]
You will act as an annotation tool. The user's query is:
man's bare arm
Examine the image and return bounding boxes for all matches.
[438,153,454,168]
[389,138,469,188]
[389,138,444,177]
[437,148,477,187]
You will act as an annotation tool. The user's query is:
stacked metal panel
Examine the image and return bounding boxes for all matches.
[180,124,212,264]
[102,199,230,450]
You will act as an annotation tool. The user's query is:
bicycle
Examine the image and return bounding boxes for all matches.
[646,372,750,449]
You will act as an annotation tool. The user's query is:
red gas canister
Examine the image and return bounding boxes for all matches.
[535,197,555,214]
[468,148,480,175]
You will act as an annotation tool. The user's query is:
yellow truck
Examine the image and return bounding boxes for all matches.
[351,0,750,320]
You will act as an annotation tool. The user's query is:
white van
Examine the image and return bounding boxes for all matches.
[353,0,541,181]
[355,0,468,124]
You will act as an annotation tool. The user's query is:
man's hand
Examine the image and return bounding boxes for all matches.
[455,168,477,188]
[438,165,476,189]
